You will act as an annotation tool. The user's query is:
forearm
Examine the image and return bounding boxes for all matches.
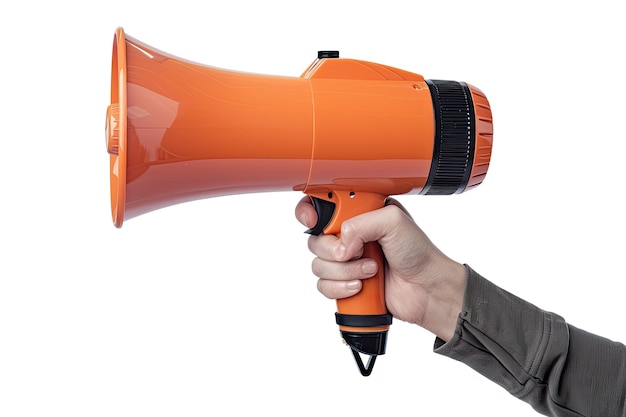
[434,266,626,417]
[419,259,467,342]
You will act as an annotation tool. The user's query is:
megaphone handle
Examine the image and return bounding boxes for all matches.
[305,191,392,359]
[335,239,388,328]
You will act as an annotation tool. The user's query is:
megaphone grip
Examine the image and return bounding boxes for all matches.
[335,240,390,333]
[305,190,391,355]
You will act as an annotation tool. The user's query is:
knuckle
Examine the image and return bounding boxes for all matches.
[384,203,405,221]
[340,219,358,237]
[317,279,336,300]
[311,258,323,277]
[348,261,366,279]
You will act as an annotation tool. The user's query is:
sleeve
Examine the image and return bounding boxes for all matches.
[434,265,626,417]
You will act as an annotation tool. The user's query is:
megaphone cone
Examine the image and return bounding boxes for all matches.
[106,28,318,227]
[105,27,493,376]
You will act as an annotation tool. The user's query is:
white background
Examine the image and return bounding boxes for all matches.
[1,1,625,416]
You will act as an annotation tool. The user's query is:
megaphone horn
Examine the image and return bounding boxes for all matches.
[106,28,320,227]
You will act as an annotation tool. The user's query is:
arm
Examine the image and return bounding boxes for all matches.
[436,266,626,417]
[297,197,626,417]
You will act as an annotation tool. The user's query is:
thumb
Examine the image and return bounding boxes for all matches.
[337,205,402,260]
[295,196,317,229]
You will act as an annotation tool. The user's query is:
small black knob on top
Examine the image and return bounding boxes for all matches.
[318,51,340,59]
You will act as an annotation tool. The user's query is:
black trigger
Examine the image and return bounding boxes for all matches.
[305,196,336,235]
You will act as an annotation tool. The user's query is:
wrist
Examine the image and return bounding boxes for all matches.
[421,260,467,342]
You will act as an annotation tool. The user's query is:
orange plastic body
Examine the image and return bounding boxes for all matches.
[307,191,389,333]
[106,28,493,344]
[107,28,494,225]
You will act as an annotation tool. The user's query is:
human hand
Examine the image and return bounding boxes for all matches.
[295,197,467,341]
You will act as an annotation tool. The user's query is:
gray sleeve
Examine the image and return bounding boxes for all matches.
[434,265,626,417]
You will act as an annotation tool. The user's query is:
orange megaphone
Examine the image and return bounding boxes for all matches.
[105,27,493,376]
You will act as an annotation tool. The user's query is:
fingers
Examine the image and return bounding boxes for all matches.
[338,204,411,257]
[317,277,363,300]
[307,233,364,262]
[311,256,378,281]
[296,197,413,301]
[295,196,317,229]
[297,197,412,262]
[308,233,376,300]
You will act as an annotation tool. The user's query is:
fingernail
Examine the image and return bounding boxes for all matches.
[346,280,361,290]
[299,212,308,226]
[362,261,378,275]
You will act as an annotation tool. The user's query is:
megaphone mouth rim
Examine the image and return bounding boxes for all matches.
[109,27,128,227]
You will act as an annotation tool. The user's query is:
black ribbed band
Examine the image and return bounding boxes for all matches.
[422,79,476,195]
[336,312,393,327]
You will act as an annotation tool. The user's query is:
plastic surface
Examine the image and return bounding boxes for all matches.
[107,29,127,226]
[107,28,495,227]
[105,27,494,375]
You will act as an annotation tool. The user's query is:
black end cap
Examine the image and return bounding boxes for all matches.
[341,330,388,356]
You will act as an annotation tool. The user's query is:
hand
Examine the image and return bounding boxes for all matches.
[295,197,467,341]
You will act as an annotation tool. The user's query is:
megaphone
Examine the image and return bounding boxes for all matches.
[105,27,493,376]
